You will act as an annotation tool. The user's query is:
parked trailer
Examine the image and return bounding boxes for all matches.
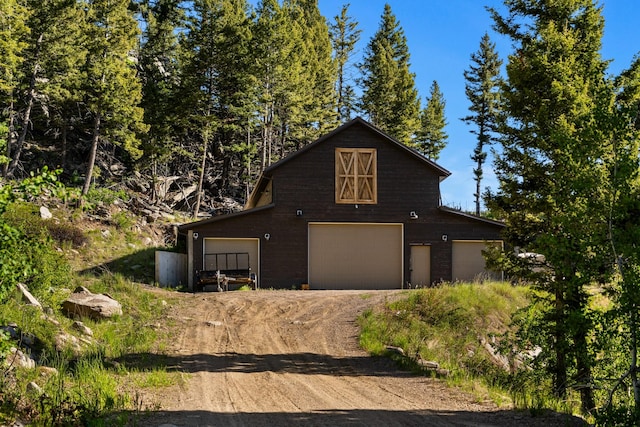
[196,252,257,291]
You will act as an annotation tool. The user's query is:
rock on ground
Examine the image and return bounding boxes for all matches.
[62,286,122,320]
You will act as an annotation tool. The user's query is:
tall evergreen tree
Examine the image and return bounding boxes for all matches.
[209,0,256,198]
[253,0,290,168]
[177,0,257,216]
[136,0,185,196]
[39,1,87,172]
[0,0,30,174]
[462,33,502,215]
[330,3,361,122]
[488,0,609,411]
[600,55,640,417]
[415,80,448,160]
[5,0,87,177]
[359,3,420,145]
[81,0,147,195]
[291,0,337,139]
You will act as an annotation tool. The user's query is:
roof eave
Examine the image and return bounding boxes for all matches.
[263,117,452,179]
[177,203,275,232]
[438,206,505,227]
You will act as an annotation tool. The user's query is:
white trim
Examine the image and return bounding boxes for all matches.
[187,230,194,290]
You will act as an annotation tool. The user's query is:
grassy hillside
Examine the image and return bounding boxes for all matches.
[358,283,559,410]
[0,194,185,426]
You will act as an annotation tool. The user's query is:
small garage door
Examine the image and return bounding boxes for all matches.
[308,223,403,289]
[203,238,259,281]
[452,240,502,282]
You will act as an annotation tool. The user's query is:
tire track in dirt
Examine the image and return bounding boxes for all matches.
[137,290,587,427]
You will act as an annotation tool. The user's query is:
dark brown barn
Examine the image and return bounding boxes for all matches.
[178,117,504,290]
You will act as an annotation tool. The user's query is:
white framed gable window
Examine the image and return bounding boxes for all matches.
[335,148,377,204]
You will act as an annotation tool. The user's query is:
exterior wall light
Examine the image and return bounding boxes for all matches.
[264,233,271,241]
[410,211,418,219]
[193,232,199,240]
[296,209,303,216]
[442,234,448,242]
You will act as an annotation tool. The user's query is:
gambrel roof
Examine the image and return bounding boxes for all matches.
[246,117,451,209]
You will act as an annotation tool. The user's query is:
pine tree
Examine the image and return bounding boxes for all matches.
[5,0,88,177]
[209,0,257,197]
[330,3,361,122]
[0,0,30,174]
[136,0,185,196]
[415,80,448,161]
[488,0,609,411]
[177,0,258,216]
[359,3,420,145]
[462,33,502,215]
[39,1,87,171]
[293,0,338,138]
[601,55,640,416]
[253,0,288,169]
[81,0,147,195]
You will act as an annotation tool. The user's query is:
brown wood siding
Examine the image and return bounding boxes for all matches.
[404,210,504,283]
[271,122,442,223]
[185,121,504,288]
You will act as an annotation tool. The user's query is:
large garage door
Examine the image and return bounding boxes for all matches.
[203,238,259,282]
[308,223,403,289]
[452,240,502,282]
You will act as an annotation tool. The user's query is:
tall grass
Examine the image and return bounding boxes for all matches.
[358,281,529,403]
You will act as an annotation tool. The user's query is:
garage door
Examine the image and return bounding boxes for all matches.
[308,223,403,289]
[452,240,502,282]
[203,238,259,282]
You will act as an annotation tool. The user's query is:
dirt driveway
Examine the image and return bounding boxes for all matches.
[136,289,586,427]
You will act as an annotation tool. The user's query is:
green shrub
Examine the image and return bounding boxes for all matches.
[83,188,129,214]
[111,211,135,230]
[0,203,73,302]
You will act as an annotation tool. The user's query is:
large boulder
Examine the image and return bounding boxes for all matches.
[62,286,122,320]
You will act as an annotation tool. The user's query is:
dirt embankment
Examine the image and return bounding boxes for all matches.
[136,290,587,427]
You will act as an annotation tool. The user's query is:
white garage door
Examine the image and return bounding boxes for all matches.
[452,240,502,282]
[308,223,403,289]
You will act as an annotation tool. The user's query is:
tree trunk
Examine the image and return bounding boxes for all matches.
[193,139,207,219]
[3,102,16,178]
[554,284,568,399]
[82,113,101,196]
[631,309,640,406]
[574,318,595,412]
[61,124,67,171]
[6,34,43,178]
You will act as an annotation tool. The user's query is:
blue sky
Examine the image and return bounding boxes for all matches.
[315,0,640,211]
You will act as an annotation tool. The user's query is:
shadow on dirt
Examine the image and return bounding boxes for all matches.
[120,408,588,427]
[114,351,408,377]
